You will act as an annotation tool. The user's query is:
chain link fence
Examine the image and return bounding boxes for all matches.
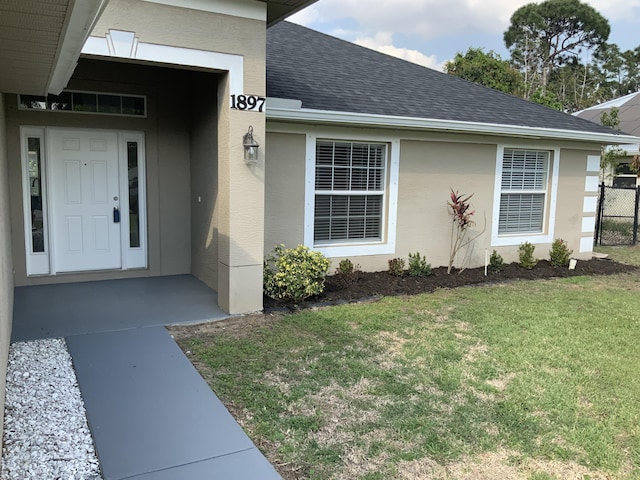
[594,183,640,246]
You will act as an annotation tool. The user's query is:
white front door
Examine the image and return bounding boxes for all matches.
[49,129,121,272]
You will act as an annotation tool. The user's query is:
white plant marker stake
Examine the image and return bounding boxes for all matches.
[484,248,488,276]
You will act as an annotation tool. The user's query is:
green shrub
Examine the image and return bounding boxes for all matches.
[488,249,504,273]
[549,238,573,267]
[518,242,538,270]
[408,252,432,277]
[263,244,330,303]
[334,258,360,286]
[388,258,405,277]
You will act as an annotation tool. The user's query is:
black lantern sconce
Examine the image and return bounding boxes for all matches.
[243,125,259,165]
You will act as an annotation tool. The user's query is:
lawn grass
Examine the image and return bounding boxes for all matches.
[595,244,640,266]
[178,272,640,479]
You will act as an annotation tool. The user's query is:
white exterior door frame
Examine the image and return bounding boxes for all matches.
[20,126,148,276]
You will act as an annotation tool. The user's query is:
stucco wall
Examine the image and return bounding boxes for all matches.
[155,71,191,276]
[91,0,266,96]
[554,148,599,258]
[0,93,14,444]
[265,126,600,272]
[396,139,496,270]
[6,60,194,285]
[264,132,306,251]
[190,73,220,290]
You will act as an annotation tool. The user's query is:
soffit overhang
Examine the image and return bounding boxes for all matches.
[0,0,107,95]
[266,0,317,26]
[0,0,314,96]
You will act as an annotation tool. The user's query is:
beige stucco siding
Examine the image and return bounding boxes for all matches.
[6,60,198,285]
[264,132,306,251]
[190,74,220,290]
[394,139,497,271]
[0,93,13,443]
[265,127,601,272]
[91,0,266,97]
[155,76,191,276]
[555,148,600,256]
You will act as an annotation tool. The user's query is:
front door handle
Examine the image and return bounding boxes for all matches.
[113,206,120,223]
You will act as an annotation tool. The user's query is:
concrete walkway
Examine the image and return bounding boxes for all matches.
[12,275,281,480]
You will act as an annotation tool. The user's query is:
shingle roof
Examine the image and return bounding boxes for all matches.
[266,21,620,136]
[574,92,640,137]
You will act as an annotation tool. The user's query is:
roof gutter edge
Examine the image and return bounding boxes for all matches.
[266,106,640,145]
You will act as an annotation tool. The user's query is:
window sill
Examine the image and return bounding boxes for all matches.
[491,232,552,247]
[313,242,396,258]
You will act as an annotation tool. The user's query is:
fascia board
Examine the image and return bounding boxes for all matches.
[267,106,640,145]
[47,0,109,95]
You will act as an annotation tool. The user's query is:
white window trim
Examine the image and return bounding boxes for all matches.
[118,131,148,270]
[18,90,147,118]
[304,132,400,257]
[21,127,51,275]
[491,145,560,247]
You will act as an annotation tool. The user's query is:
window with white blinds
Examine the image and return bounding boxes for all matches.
[498,149,549,234]
[314,140,386,243]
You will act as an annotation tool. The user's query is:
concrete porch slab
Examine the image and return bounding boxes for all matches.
[12,275,227,342]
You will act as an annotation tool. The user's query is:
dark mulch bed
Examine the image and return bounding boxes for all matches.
[264,258,638,311]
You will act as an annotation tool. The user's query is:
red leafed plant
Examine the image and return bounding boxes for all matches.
[448,189,485,274]
[449,190,475,229]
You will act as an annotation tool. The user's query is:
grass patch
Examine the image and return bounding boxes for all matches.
[595,244,640,267]
[600,219,635,237]
[176,273,640,479]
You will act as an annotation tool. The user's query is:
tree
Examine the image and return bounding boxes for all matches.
[445,48,524,96]
[504,0,610,93]
[547,59,600,112]
[595,45,640,97]
[530,87,563,110]
[599,108,624,178]
[600,107,620,129]
[593,43,626,99]
[622,47,640,94]
[591,43,640,101]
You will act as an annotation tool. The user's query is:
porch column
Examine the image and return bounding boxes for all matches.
[217,78,265,314]
[0,93,14,442]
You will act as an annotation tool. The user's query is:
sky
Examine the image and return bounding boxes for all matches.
[288,0,640,71]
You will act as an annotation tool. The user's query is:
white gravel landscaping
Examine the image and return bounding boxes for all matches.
[1,338,102,480]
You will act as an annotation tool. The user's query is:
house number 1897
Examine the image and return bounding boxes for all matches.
[230,94,266,112]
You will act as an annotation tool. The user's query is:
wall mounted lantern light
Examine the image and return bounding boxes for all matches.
[243,125,259,165]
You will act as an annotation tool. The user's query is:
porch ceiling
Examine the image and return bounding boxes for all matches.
[266,0,317,26]
[0,0,106,96]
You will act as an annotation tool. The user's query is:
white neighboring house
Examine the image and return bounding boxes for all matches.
[575,92,640,187]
